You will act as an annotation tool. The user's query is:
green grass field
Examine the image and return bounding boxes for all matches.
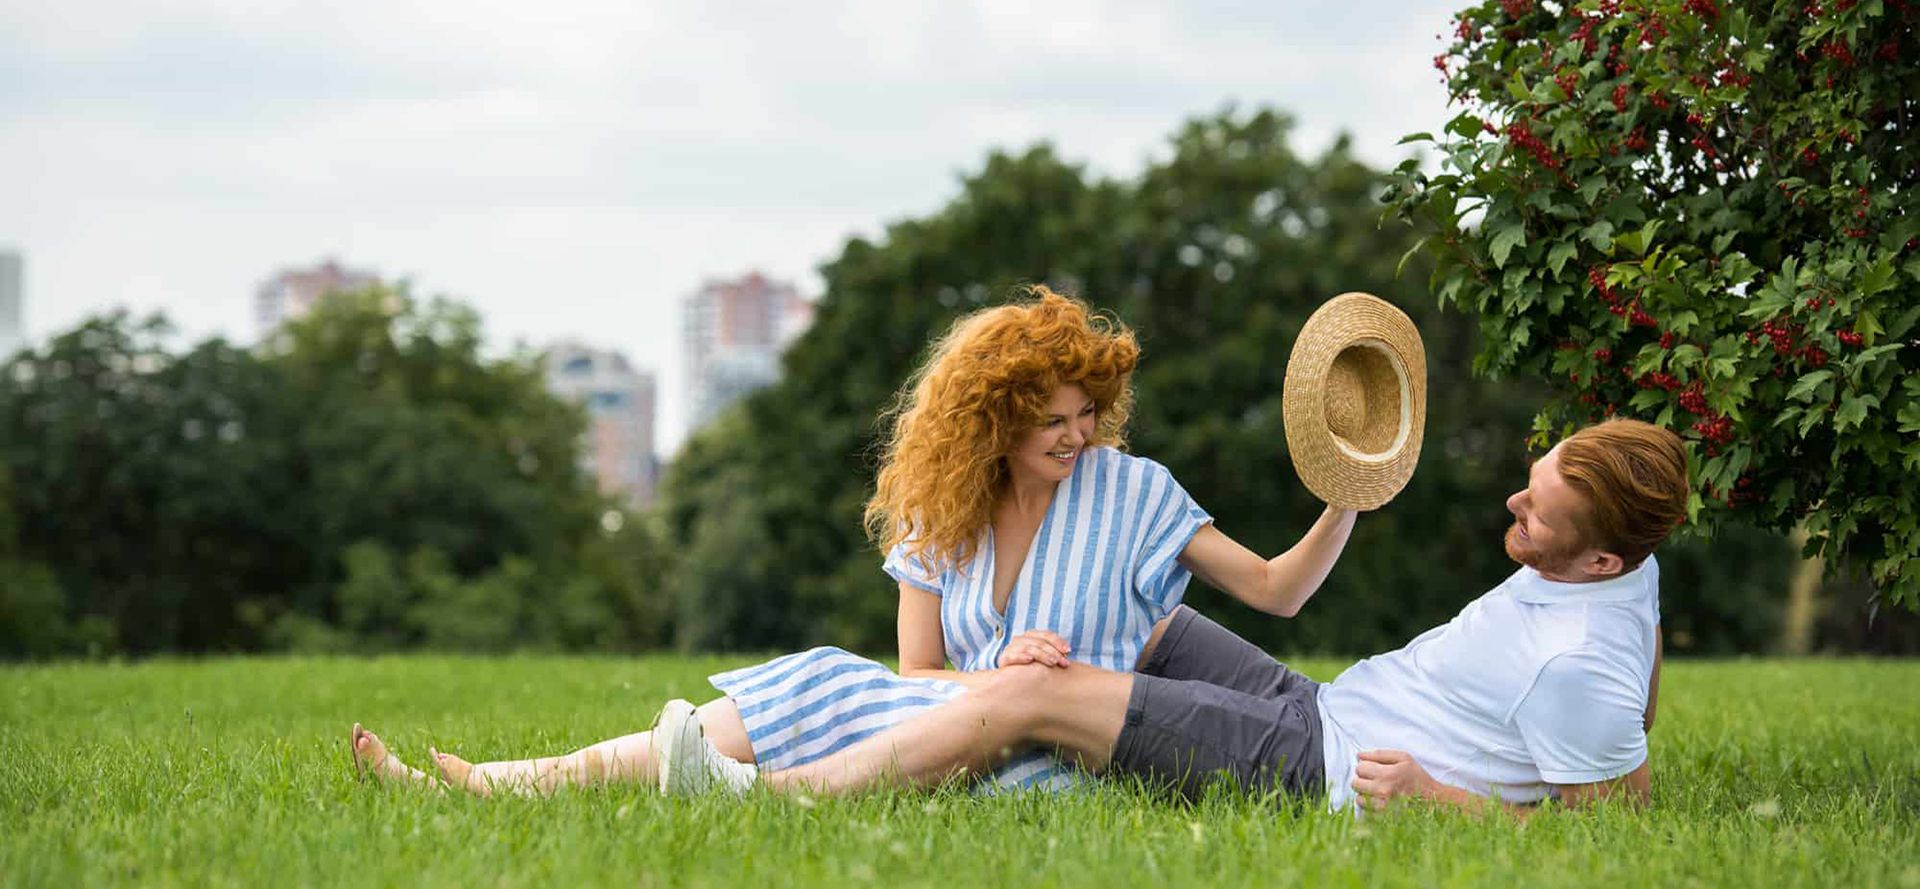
[4,655,1917,887]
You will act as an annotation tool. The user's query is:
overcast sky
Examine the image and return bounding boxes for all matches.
[1,0,1465,453]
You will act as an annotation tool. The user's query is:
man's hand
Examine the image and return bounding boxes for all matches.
[997,629,1071,668]
[1351,749,1437,810]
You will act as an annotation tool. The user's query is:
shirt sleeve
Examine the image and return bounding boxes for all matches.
[1130,459,1214,614]
[1513,650,1649,785]
[882,540,944,595]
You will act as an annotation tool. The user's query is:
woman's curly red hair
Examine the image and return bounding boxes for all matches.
[866,286,1140,572]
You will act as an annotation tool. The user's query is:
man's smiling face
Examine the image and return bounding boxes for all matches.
[1503,444,1595,579]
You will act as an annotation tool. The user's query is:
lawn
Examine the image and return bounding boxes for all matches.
[3,654,1917,887]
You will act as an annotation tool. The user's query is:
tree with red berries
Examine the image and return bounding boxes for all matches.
[1389,0,1919,611]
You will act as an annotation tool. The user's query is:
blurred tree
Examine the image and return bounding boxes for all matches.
[0,466,68,657]
[0,290,669,656]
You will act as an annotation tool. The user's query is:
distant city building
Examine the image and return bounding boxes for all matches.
[545,343,659,507]
[255,258,382,338]
[683,271,814,429]
[0,249,21,359]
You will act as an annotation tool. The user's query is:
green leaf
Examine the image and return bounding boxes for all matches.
[1397,132,1435,145]
[1887,304,1920,339]
[1506,73,1532,103]
[1446,112,1487,139]
[1862,256,1897,295]
[1577,176,1606,206]
[1395,236,1431,279]
[1835,394,1878,433]
[1898,400,1920,434]
[1581,221,1615,252]
[1856,343,1902,364]
[1547,240,1578,277]
[1788,370,1833,403]
[1630,389,1666,410]
[1490,222,1527,269]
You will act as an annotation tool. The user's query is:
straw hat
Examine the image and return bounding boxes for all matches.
[1282,292,1427,510]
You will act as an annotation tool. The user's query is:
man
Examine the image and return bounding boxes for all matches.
[664,418,1683,813]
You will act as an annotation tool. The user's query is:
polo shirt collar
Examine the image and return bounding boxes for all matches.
[1509,558,1653,605]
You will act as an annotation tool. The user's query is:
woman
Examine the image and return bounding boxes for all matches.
[351,287,1356,796]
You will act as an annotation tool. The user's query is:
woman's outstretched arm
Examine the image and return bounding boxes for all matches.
[1176,505,1357,617]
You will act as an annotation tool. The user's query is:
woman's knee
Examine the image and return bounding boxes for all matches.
[696,697,756,764]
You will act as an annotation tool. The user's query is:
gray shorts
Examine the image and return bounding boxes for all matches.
[1109,606,1325,798]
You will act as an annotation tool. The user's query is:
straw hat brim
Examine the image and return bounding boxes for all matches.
[1282,292,1427,510]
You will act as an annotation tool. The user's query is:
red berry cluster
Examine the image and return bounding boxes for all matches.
[1555,68,1580,98]
[1500,0,1535,19]
[1454,15,1479,43]
[1821,40,1856,67]
[1638,16,1669,47]
[1838,330,1864,347]
[1802,345,1830,367]
[1624,126,1649,151]
[1716,60,1753,88]
[1629,305,1658,328]
[1684,0,1721,19]
[1877,38,1901,62]
[1748,318,1802,355]
[1634,369,1683,391]
[1692,414,1735,447]
[1612,83,1631,112]
[1648,92,1670,110]
[1678,381,1709,414]
[1568,16,1601,57]
[1593,346,1613,363]
[1588,265,1629,317]
[1659,331,1676,348]
[1506,121,1561,170]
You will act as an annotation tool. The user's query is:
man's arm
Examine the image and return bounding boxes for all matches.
[1644,632,1663,732]
[1351,750,1652,816]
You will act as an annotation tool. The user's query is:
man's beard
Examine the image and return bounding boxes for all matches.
[1505,521,1577,575]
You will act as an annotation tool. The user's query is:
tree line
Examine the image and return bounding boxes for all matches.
[3,109,1908,659]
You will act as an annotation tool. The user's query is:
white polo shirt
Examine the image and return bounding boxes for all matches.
[1317,557,1661,812]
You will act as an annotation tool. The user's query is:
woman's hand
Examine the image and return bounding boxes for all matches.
[996,629,1072,668]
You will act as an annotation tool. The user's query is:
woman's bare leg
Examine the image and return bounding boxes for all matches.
[764,663,1132,796]
[363,697,756,797]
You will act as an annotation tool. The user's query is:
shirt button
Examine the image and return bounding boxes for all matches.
[995,626,1005,639]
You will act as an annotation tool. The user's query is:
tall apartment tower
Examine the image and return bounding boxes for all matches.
[683,271,814,430]
[0,249,21,360]
[545,343,659,507]
[255,258,381,338]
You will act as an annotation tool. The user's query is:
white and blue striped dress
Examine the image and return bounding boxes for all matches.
[708,446,1212,791]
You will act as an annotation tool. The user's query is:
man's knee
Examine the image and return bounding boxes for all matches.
[979,663,1070,729]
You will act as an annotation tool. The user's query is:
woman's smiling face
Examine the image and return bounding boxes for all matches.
[1006,383,1096,486]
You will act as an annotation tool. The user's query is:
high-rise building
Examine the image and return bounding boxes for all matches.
[0,249,21,360]
[545,343,659,507]
[683,271,814,429]
[255,258,381,338]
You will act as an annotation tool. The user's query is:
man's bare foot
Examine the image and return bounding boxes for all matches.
[351,723,437,790]
[431,747,494,798]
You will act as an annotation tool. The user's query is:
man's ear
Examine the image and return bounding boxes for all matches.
[1585,551,1626,578]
